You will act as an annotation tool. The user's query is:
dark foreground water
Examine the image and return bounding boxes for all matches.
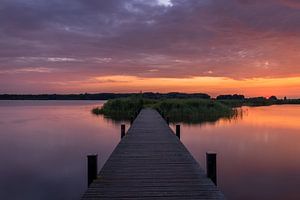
[0,101,299,200]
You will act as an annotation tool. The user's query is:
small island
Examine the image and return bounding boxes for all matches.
[92,93,300,124]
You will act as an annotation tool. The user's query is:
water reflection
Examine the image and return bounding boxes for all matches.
[0,102,299,200]
[172,105,300,200]
[0,101,128,200]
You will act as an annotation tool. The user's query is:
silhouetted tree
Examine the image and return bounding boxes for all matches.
[216,94,245,100]
[268,96,278,101]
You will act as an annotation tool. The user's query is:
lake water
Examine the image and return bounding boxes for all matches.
[0,101,299,200]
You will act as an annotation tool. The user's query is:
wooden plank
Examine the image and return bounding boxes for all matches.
[81,108,225,199]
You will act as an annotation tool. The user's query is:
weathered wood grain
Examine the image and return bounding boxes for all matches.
[81,108,225,199]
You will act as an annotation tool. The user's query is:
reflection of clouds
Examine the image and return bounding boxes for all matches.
[11,117,41,124]
[0,101,120,200]
[240,105,300,130]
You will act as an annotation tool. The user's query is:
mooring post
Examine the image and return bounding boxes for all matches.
[87,154,98,187]
[130,116,134,125]
[161,112,165,119]
[134,111,138,118]
[121,124,126,138]
[176,124,180,139]
[206,152,217,185]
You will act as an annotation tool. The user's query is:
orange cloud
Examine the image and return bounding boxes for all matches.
[58,75,300,98]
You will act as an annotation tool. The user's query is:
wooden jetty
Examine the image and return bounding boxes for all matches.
[82,108,225,199]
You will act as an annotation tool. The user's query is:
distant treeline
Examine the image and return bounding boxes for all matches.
[0,93,132,100]
[0,93,299,106]
[0,92,210,100]
[216,94,300,107]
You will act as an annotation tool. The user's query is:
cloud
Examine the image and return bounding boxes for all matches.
[279,0,300,9]
[0,0,299,93]
[47,58,80,62]
[0,67,54,74]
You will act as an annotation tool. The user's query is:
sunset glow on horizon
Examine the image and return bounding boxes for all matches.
[0,0,299,97]
[2,74,300,98]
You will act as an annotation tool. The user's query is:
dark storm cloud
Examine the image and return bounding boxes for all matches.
[0,0,299,84]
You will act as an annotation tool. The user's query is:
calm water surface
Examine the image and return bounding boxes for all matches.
[0,101,299,200]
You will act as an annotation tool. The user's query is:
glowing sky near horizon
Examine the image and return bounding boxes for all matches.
[0,0,300,97]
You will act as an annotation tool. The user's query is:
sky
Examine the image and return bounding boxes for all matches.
[0,0,300,97]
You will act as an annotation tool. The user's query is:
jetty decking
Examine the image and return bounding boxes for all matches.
[82,108,225,199]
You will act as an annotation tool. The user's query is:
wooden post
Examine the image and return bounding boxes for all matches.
[121,124,126,138]
[87,154,98,187]
[130,116,134,125]
[206,152,217,185]
[176,124,180,139]
[134,111,138,118]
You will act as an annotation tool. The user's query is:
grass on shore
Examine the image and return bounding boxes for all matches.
[92,97,236,124]
[93,95,300,123]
